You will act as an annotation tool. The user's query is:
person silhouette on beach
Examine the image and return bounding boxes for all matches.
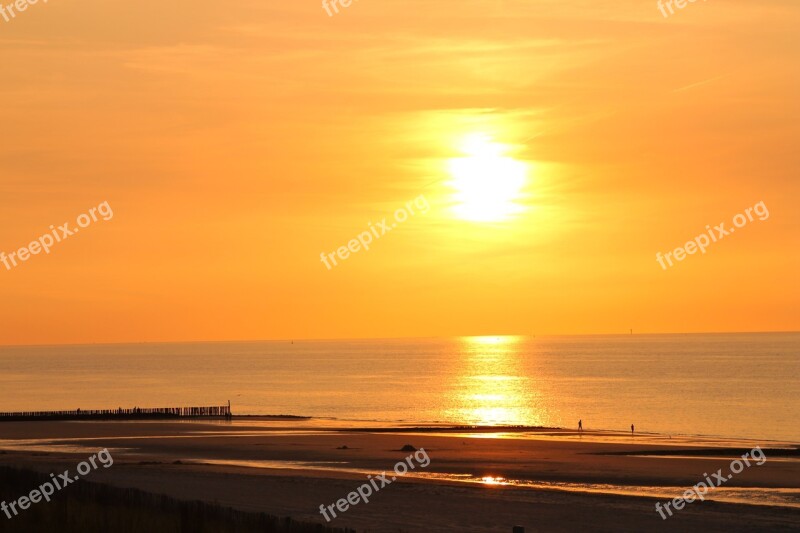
[578,419,582,433]
[631,423,634,435]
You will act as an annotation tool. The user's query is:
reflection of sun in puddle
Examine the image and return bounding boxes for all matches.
[480,475,508,486]
[146,458,800,509]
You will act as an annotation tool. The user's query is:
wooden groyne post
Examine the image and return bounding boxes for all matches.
[0,403,234,422]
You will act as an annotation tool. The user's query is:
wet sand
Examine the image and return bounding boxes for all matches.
[1,419,798,532]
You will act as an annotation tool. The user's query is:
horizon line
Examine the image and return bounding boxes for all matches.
[1,329,798,349]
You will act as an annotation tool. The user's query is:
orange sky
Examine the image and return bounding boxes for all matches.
[1,1,798,344]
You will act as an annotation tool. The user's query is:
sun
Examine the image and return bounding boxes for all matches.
[447,134,528,222]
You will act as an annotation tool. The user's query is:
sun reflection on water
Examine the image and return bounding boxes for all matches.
[448,335,545,427]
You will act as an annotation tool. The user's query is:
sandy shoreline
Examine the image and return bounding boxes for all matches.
[1,419,798,532]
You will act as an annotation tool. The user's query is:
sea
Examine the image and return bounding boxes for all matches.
[1,332,798,442]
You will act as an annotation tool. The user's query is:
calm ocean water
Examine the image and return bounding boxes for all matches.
[0,333,797,441]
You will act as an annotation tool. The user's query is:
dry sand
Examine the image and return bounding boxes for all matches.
[1,419,798,532]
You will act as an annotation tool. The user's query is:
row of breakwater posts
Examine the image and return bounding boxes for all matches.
[0,401,233,422]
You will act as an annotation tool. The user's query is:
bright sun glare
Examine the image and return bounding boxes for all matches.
[447,134,527,222]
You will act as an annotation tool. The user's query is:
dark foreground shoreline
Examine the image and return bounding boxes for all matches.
[0,465,352,533]
[1,420,798,532]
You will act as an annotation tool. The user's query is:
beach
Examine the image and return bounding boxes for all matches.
[1,418,798,532]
